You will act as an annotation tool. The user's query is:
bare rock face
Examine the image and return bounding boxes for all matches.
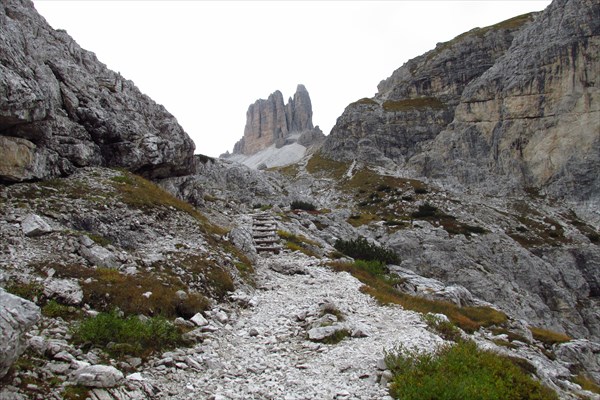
[0,0,196,183]
[410,0,600,205]
[232,85,321,156]
[321,12,533,166]
[322,0,599,211]
[0,288,41,378]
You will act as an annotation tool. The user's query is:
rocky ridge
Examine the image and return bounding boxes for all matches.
[0,0,195,183]
[321,0,599,220]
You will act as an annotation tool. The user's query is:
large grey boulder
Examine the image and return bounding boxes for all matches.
[0,288,41,378]
[0,0,195,183]
[69,364,124,388]
[21,214,53,237]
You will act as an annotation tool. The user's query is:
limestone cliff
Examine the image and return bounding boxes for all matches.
[321,12,534,167]
[411,0,600,206]
[322,0,599,211]
[0,0,196,183]
[231,85,323,156]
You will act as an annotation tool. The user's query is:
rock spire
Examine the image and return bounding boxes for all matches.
[232,85,316,156]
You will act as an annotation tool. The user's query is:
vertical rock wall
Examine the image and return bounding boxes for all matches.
[233,85,315,155]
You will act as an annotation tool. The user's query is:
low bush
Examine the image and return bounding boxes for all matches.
[42,300,79,320]
[72,311,182,358]
[423,313,463,342]
[334,236,399,264]
[411,203,438,218]
[290,200,317,211]
[385,341,558,400]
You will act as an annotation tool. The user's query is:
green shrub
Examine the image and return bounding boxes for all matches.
[42,300,79,319]
[73,311,182,358]
[353,259,388,277]
[290,200,317,211]
[411,203,438,218]
[334,236,399,264]
[385,341,558,400]
[423,313,463,342]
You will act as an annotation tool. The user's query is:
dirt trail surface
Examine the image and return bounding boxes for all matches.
[146,252,441,399]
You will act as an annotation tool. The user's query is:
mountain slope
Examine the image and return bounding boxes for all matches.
[321,0,599,219]
[0,0,195,182]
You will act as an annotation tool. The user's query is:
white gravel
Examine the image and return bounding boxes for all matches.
[146,252,443,399]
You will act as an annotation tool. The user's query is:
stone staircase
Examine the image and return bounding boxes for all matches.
[252,213,281,254]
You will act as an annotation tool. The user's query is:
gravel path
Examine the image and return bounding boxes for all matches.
[146,252,442,400]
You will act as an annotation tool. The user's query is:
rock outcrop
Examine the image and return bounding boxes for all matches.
[411,0,600,205]
[230,85,323,156]
[0,0,196,183]
[321,12,534,167]
[321,0,599,211]
[0,288,41,378]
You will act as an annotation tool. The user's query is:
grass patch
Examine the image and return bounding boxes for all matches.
[306,152,349,180]
[72,311,182,358]
[334,236,399,264]
[42,300,80,319]
[423,313,463,342]
[328,261,507,333]
[573,374,600,394]
[5,281,44,302]
[278,230,320,257]
[347,213,380,227]
[385,341,558,400]
[529,327,571,346]
[383,97,445,112]
[349,97,379,107]
[62,386,90,400]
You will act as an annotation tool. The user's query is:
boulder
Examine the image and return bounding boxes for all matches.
[0,0,195,182]
[69,365,124,388]
[43,278,83,305]
[555,340,600,385]
[0,288,41,378]
[21,214,53,237]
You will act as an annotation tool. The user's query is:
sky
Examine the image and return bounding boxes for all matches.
[33,1,551,157]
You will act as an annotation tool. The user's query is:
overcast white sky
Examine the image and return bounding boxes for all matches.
[33,1,551,157]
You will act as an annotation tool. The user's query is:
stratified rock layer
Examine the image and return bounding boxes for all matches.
[322,0,599,209]
[412,0,600,204]
[0,0,196,182]
[232,85,321,156]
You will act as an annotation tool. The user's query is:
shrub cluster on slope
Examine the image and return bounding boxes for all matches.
[334,236,400,264]
[385,341,558,400]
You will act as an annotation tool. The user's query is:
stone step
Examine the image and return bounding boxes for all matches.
[254,238,279,245]
[256,246,281,254]
[253,227,276,232]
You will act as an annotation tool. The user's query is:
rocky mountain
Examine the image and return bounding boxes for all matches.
[223,85,325,169]
[1,0,600,399]
[321,0,599,220]
[0,0,196,182]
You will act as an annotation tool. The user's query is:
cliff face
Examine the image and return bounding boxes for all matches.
[321,13,534,167]
[0,0,196,182]
[232,85,319,156]
[411,0,600,205]
[322,0,599,209]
